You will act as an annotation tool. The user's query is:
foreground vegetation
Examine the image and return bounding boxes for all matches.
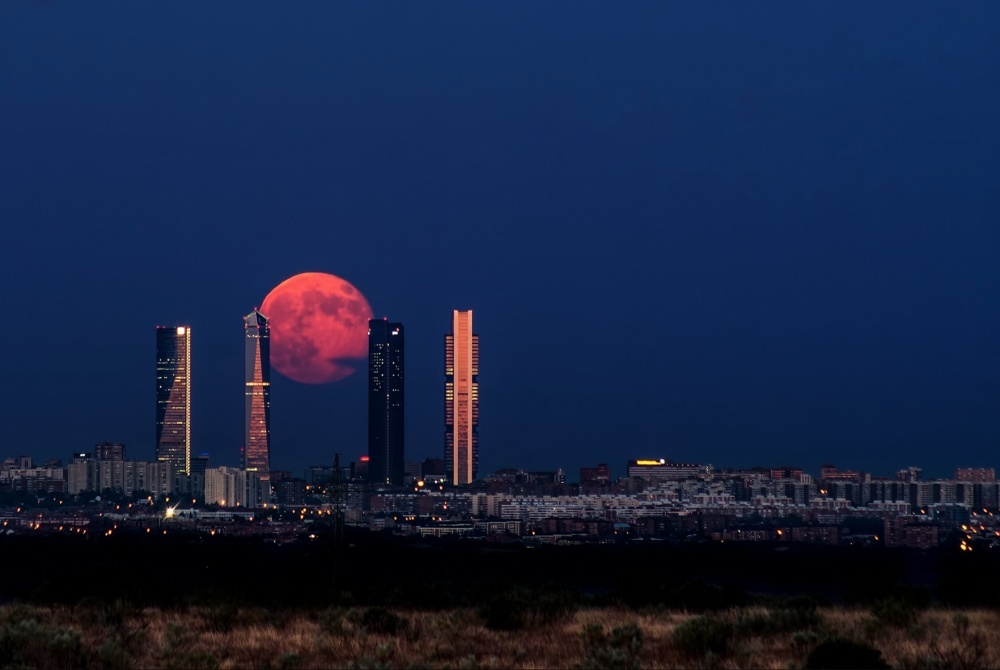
[1,599,998,669]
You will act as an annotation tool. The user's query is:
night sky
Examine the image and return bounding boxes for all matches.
[2,2,999,479]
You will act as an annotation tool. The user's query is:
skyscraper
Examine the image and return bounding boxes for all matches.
[156,326,191,475]
[445,309,478,485]
[368,319,404,486]
[244,309,271,484]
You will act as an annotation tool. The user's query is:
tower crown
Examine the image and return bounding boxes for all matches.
[244,309,269,328]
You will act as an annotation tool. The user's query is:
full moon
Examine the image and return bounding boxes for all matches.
[260,272,373,384]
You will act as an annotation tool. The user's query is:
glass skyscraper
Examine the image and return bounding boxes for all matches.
[244,309,271,484]
[368,319,404,486]
[445,310,478,485]
[156,326,191,475]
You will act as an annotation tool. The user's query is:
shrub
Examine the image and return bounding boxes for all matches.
[96,637,131,670]
[791,630,819,651]
[477,593,526,631]
[671,615,732,658]
[803,638,889,669]
[320,607,348,635]
[205,603,240,633]
[924,613,990,670]
[675,580,724,612]
[360,607,408,636]
[735,612,774,637]
[160,622,220,670]
[769,603,821,631]
[871,599,918,629]
[0,617,88,670]
[347,643,394,669]
[721,583,747,608]
[581,622,643,670]
[167,651,221,670]
[735,597,821,639]
[277,652,301,669]
[531,585,580,625]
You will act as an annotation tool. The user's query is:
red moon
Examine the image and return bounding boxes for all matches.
[261,272,373,384]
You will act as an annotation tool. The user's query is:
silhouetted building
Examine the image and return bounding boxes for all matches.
[243,309,272,486]
[404,461,420,484]
[274,477,306,507]
[305,465,336,485]
[190,454,209,501]
[955,468,995,483]
[156,326,192,475]
[368,319,404,486]
[445,309,478,485]
[580,464,612,485]
[351,457,369,481]
[94,442,125,461]
[819,464,863,483]
[422,458,445,477]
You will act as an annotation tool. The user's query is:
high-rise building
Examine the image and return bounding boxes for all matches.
[445,309,478,485]
[243,309,271,484]
[368,319,404,486]
[156,326,191,475]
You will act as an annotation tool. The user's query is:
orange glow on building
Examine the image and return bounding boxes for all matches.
[156,325,191,475]
[243,309,271,491]
[445,309,478,485]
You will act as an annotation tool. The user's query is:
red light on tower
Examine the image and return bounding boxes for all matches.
[360,455,370,463]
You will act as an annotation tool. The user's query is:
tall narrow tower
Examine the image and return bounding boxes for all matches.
[244,309,271,484]
[156,326,191,475]
[368,319,404,486]
[445,310,478,485]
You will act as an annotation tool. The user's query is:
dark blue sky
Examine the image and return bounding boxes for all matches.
[2,2,999,479]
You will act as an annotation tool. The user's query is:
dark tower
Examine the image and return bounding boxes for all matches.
[244,309,271,488]
[156,326,191,475]
[367,319,404,486]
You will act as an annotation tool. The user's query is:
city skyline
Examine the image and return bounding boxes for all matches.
[14,298,1000,481]
[3,3,1000,479]
[12,300,1000,482]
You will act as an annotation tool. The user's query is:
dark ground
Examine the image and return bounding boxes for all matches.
[4,528,997,611]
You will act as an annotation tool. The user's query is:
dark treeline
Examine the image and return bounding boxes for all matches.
[3,529,996,611]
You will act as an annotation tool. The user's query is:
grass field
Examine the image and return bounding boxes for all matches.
[0,600,996,669]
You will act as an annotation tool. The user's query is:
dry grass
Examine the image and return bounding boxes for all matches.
[1,602,999,668]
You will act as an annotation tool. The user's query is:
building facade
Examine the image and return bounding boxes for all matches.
[243,309,271,488]
[626,459,712,481]
[67,458,175,498]
[368,319,404,486]
[156,326,191,475]
[445,309,479,485]
[204,466,262,508]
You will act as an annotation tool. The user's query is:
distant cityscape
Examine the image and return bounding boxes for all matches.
[0,305,995,553]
